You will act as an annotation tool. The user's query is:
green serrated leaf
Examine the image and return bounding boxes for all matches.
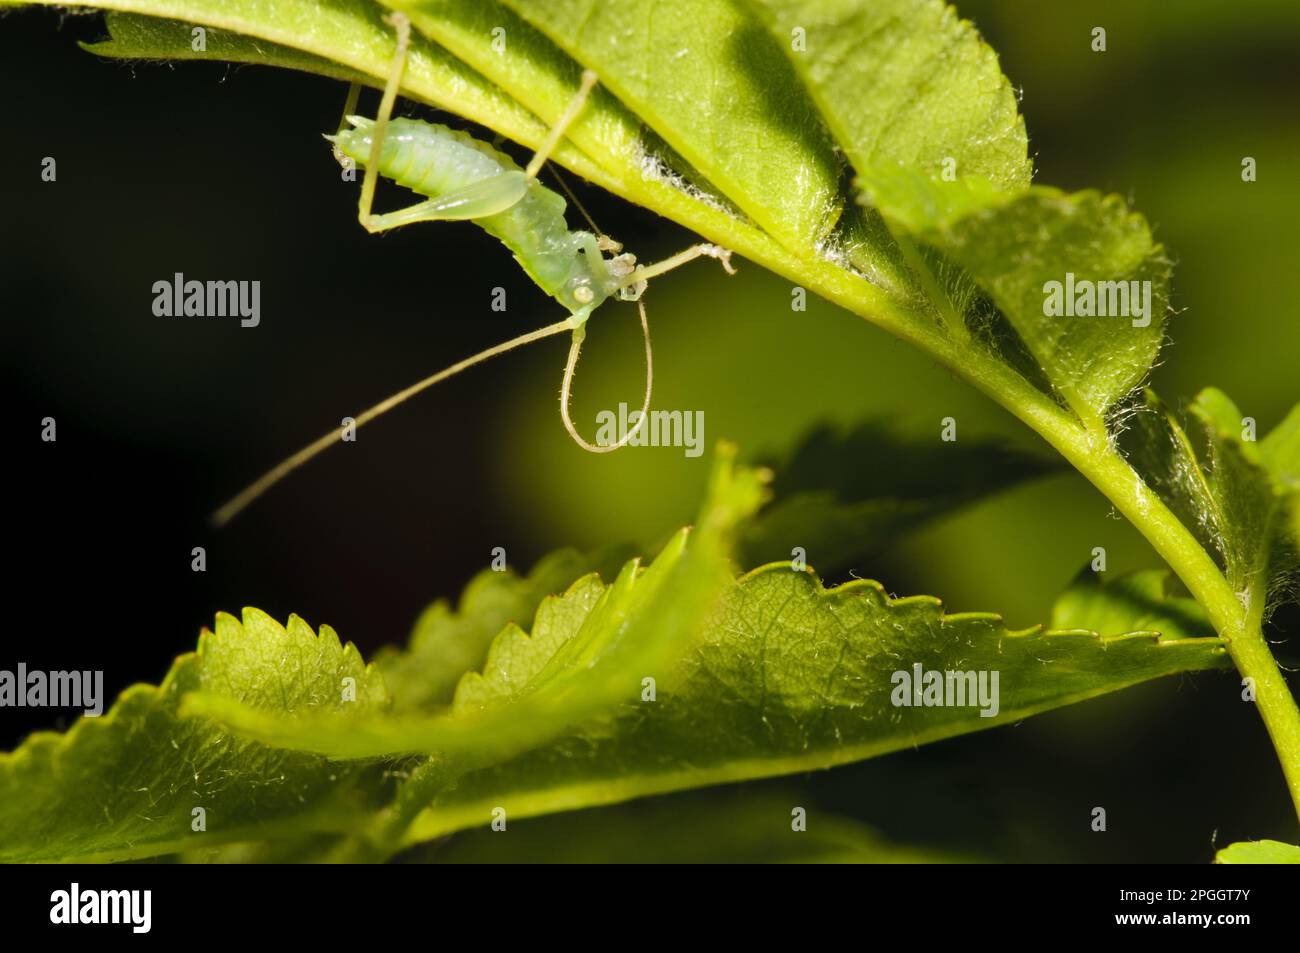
[1188,388,1293,601]
[377,545,633,712]
[495,0,843,253]
[750,0,1168,411]
[449,573,610,714]
[737,1,1171,423]
[181,447,768,762]
[1050,569,1211,642]
[882,187,1170,425]
[1122,388,1298,608]
[0,612,393,863]
[397,567,1228,846]
[93,11,369,84]
[746,0,1031,192]
[1259,403,1300,555]
[381,0,675,189]
[54,2,616,183]
[1121,388,1225,566]
[742,3,1166,421]
[1259,403,1300,491]
[740,421,1058,571]
[1190,388,1274,584]
[1214,839,1300,864]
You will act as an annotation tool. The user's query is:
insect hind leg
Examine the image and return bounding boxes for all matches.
[357,11,413,231]
[362,172,531,232]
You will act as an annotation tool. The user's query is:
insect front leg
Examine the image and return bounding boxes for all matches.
[613,244,737,300]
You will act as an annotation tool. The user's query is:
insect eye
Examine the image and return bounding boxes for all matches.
[572,284,595,304]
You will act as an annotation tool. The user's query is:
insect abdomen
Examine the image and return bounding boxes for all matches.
[337,119,583,300]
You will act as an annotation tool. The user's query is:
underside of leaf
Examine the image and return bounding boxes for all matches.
[0,612,393,862]
[396,565,1227,847]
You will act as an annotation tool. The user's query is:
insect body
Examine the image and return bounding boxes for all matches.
[331,116,637,325]
[212,13,733,527]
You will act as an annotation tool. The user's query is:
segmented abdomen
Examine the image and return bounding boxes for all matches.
[336,118,583,300]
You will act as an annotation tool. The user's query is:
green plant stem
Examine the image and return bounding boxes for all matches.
[804,268,1300,825]
[1038,412,1300,825]
[604,184,1300,824]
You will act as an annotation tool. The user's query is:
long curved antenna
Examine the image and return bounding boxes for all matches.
[561,299,653,453]
[212,318,574,527]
